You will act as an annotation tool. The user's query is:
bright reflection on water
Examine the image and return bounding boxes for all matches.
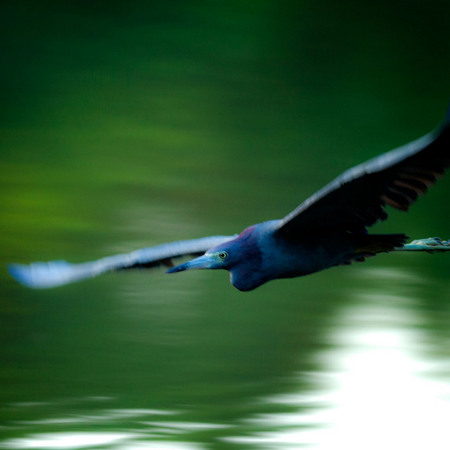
[1,406,210,449]
[1,432,132,449]
[223,267,450,449]
[1,433,204,449]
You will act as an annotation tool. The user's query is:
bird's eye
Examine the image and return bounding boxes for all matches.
[218,251,228,259]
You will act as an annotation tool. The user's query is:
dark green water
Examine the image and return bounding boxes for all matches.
[1,2,449,449]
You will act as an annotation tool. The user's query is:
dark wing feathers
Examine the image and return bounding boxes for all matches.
[277,114,449,238]
[8,235,237,288]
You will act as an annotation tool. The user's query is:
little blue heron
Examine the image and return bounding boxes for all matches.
[8,106,450,291]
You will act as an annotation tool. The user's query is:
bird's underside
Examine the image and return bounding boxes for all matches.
[7,104,450,290]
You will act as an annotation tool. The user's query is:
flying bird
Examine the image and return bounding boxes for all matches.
[8,106,450,291]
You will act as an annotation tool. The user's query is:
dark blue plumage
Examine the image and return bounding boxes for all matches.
[168,222,408,291]
[8,105,450,291]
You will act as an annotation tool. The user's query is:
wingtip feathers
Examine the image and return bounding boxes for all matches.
[7,260,78,289]
[7,263,36,288]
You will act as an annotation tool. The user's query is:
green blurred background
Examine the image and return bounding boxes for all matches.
[1,1,449,449]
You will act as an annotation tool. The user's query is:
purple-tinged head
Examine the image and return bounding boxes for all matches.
[167,226,266,291]
[166,248,232,273]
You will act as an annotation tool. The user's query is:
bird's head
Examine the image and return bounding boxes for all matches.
[167,226,266,291]
[167,243,237,273]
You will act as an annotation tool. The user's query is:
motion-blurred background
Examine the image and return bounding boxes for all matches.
[1,2,449,449]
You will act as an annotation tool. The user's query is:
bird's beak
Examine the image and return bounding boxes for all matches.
[166,254,215,273]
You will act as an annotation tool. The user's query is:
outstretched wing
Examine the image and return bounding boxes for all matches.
[277,109,450,239]
[8,235,236,289]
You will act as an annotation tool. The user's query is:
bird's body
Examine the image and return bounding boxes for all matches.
[209,222,352,290]
[8,105,450,291]
[176,221,407,291]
